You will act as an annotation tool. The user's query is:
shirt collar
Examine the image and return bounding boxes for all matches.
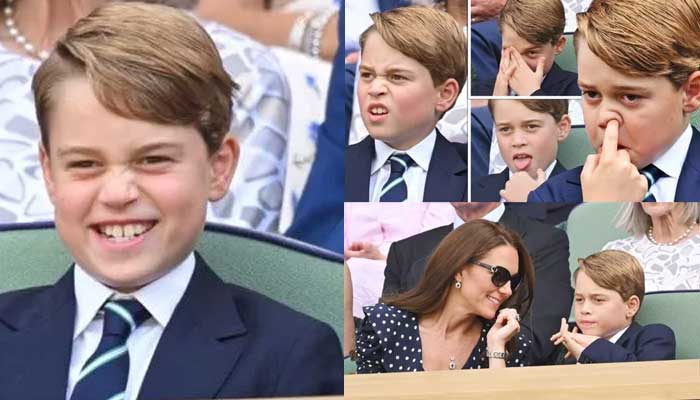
[650,123,693,179]
[453,203,505,229]
[73,252,196,339]
[607,325,630,344]
[371,129,437,175]
[508,160,558,179]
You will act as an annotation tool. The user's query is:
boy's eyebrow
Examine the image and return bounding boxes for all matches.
[358,64,414,75]
[521,119,544,124]
[56,146,101,158]
[578,80,651,93]
[135,142,185,154]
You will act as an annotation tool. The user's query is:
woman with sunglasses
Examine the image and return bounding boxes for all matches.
[355,219,535,373]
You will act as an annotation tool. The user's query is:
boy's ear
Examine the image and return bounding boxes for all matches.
[435,78,460,114]
[682,70,700,113]
[38,144,57,205]
[556,114,572,142]
[553,35,566,55]
[208,135,239,202]
[624,295,641,320]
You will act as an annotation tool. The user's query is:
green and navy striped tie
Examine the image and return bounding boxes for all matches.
[70,299,150,400]
[379,153,414,202]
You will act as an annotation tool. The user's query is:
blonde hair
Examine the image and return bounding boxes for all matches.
[499,0,565,45]
[574,250,645,315]
[488,99,569,122]
[359,5,467,92]
[33,2,237,155]
[615,203,700,237]
[575,0,700,88]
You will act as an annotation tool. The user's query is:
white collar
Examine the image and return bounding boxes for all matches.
[508,159,558,179]
[453,203,505,229]
[607,325,630,344]
[73,252,196,339]
[650,123,693,178]
[371,129,437,175]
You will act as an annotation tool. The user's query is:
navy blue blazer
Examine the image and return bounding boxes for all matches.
[0,253,343,399]
[578,322,676,363]
[470,105,494,180]
[473,62,580,96]
[529,126,700,202]
[470,19,502,96]
[473,161,567,202]
[345,130,467,201]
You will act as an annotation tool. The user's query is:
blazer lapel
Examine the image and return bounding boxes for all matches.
[424,131,467,201]
[0,268,76,399]
[676,127,700,201]
[344,135,374,201]
[615,322,641,349]
[551,160,567,176]
[138,254,247,400]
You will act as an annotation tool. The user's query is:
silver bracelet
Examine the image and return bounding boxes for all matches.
[486,349,509,359]
[301,8,336,58]
[288,11,313,51]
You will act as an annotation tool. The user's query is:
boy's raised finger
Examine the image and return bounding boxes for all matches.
[600,120,620,162]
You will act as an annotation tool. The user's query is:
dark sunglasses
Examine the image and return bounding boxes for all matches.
[469,259,521,290]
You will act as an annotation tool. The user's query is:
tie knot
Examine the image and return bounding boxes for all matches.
[102,299,150,338]
[388,153,414,173]
[640,164,667,187]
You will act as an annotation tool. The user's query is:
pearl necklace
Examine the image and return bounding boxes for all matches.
[3,0,50,60]
[647,222,697,246]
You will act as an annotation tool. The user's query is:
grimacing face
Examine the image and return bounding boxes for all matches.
[40,77,237,292]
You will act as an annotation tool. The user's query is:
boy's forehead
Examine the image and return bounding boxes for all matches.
[577,41,663,92]
[360,32,421,70]
[492,101,548,122]
[500,24,540,50]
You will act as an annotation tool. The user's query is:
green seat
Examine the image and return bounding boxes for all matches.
[557,127,593,169]
[692,110,700,130]
[0,221,344,364]
[636,290,700,359]
[555,34,577,73]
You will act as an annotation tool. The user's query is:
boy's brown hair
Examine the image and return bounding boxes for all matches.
[575,0,700,88]
[32,2,238,155]
[499,0,565,46]
[488,99,569,122]
[574,250,645,316]
[358,6,467,92]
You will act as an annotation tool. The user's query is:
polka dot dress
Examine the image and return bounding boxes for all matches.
[355,303,533,373]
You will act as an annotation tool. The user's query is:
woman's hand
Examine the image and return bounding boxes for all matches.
[486,308,521,349]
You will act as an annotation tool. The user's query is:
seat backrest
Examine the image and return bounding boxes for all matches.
[636,290,700,360]
[0,222,343,346]
[557,127,593,169]
[555,34,577,73]
[692,110,700,130]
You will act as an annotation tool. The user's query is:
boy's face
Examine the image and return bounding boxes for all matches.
[40,77,237,292]
[358,31,450,150]
[577,41,690,168]
[574,270,636,339]
[493,100,569,178]
[501,24,564,75]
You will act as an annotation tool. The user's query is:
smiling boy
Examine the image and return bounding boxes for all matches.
[530,0,700,202]
[344,6,467,202]
[473,99,570,201]
[487,0,579,96]
[552,250,675,364]
[0,3,342,399]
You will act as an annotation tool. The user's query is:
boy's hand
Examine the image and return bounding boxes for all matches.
[493,48,516,96]
[507,51,544,96]
[500,169,546,202]
[487,308,521,348]
[581,120,648,201]
[550,318,599,360]
[344,241,385,261]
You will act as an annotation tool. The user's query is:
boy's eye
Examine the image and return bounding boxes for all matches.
[574,297,583,303]
[498,127,512,134]
[526,124,540,131]
[390,74,407,81]
[582,90,600,100]
[140,156,172,165]
[527,50,539,57]
[594,297,605,303]
[360,71,373,79]
[67,160,98,169]
[622,94,642,103]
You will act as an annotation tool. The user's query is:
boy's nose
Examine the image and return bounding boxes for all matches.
[512,131,528,146]
[97,168,139,208]
[367,79,387,96]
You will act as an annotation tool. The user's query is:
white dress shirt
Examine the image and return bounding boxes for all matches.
[647,123,693,201]
[368,130,436,202]
[66,253,196,400]
[607,325,630,344]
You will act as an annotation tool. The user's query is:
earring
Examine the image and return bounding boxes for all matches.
[455,281,462,289]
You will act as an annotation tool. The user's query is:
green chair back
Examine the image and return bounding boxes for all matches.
[557,127,593,169]
[0,222,343,358]
[636,290,700,359]
[555,34,577,73]
[692,111,700,130]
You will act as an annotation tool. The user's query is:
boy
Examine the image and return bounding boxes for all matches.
[552,250,675,363]
[485,0,580,96]
[344,6,467,202]
[530,0,700,202]
[0,4,342,399]
[473,99,570,201]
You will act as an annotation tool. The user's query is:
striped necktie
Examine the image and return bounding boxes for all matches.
[640,164,668,202]
[379,153,414,202]
[70,299,151,400]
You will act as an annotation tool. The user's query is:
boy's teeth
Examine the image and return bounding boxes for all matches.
[100,223,150,239]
